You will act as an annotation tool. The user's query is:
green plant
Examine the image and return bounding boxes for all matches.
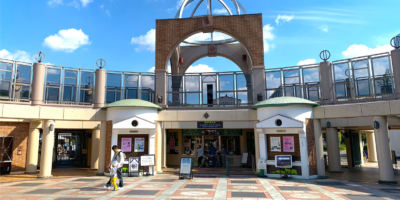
[140,169,144,172]
[339,144,346,151]
[122,168,128,173]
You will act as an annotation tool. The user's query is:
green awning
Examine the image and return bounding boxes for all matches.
[102,99,162,111]
[252,96,320,109]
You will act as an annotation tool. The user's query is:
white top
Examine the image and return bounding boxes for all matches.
[196,148,204,158]
[111,150,125,168]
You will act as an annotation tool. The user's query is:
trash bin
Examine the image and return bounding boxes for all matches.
[0,163,11,175]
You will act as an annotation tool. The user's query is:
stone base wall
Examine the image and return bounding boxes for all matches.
[0,122,29,172]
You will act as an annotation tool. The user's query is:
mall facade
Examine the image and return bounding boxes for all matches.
[1,0,400,184]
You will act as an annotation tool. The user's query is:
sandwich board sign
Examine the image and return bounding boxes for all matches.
[275,155,292,168]
[179,157,193,179]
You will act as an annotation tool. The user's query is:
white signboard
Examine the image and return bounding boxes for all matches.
[270,137,281,152]
[140,155,155,167]
[129,157,139,172]
[180,158,192,174]
[241,152,248,164]
[257,158,266,169]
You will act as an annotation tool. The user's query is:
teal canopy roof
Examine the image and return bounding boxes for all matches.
[102,99,162,111]
[252,97,320,109]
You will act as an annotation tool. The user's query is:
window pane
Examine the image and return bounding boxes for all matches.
[141,76,155,90]
[0,71,11,97]
[168,93,183,106]
[267,89,282,99]
[185,76,199,92]
[168,76,182,92]
[266,71,281,89]
[125,75,138,87]
[19,85,30,99]
[46,68,61,86]
[354,69,369,79]
[63,86,76,101]
[285,85,301,97]
[335,84,350,98]
[237,92,251,104]
[306,87,319,100]
[219,75,233,91]
[80,72,94,88]
[125,88,137,99]
[355,79,370,96]
[141,91,154,102]
[79,90,93,103]
[186,93,199,105]
[303,67,320,83]
[16,65,31,84]
[107,73,121,89]
[374,79,393,95]
[218,92,234,105]
[203,82,216,105]
[334,63,349,81]
[106,91,120,103]
[46,88,59,101]
[237,74,251,91]
[65,70,77,78]
[0,62,12,71]
[353,60,368,69]
[372,57,391,76]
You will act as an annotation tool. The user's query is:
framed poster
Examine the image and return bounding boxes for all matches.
[179,158,192,175]
[169,139,175,150]
[275,155,292,168]
[241,152,248,164]
[270,137,281,152]
[283,136,295,152]
[140,154,155,166]
[257,158,266,169]
[134,138,145,152]
[129,157,140,172]
[121,138,132,152]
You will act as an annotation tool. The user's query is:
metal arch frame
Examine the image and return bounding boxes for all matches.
[176,0,242,19]
[231,0,240,15]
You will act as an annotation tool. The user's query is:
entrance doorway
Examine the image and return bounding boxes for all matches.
[0,136,13,175]
[54,130,91,168]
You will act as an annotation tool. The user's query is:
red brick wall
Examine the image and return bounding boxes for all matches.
[104,121,112,170]
[306,119,317,175]
[0,122,29,172]
[156,14,264,70]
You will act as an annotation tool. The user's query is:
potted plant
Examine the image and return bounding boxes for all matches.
[121,167,129,177]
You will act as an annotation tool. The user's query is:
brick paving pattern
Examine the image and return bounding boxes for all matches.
[1,173,400,200]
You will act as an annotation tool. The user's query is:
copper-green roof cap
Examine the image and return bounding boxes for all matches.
[252,97,320,109]
[102,99,162,111]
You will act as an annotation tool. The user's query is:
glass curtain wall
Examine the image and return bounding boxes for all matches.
[79,71,94,104]
[0,61,13,100]
[167,72,253,107]
[45,66,61,103]
[14,64,32,100]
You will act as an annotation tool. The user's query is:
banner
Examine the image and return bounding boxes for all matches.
[270,137,281,152]
[134,138,145,152]
[129,157,140,172]
[169,139,175,150]
[121,138,132,152]
[179,158,192,174]
[283,136,294,152]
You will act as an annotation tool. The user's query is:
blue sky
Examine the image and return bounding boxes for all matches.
[0,0,398,73]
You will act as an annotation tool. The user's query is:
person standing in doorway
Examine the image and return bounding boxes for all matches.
[221,144,227,167]
[104,145,125,190]
[196,145,204,168]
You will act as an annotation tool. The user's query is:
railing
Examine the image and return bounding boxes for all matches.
[167,71,253,107]
[105,71,155,104]
[265,64,321,101]
[332,52,394,102]
[0,58,33,103]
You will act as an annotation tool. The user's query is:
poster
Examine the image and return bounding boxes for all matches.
[134,138,145,152]
[270,137,281,152]
[275,155,292,168]
[129,157,139,172]
[283,136,294,152]
[170,139,175,150]
[180,158,192,174]
[121,138,132,152]
[257,158,266,169]
[241,152,248,164]
[140,155,155,166]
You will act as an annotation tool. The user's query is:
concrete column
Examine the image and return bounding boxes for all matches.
[94,69,106,109]
[156,122,163,173]
[313,119,327,178]
[366,131,378,162]
[252,66,266,102]
[155,69,167,108]
[373,116,396,184]
[254,127,261,173]
[162,125,167,168]
[319,61,334,104]
[25,128,40,174]
[31,63,46,106]
[91,128,100,170]
[38,120,55,178]
[97,121,107,175]
[391,49,400,99]
[359,131,365,166]
[326,127,342,172]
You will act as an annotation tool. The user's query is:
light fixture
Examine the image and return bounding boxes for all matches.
[49,124,54,131]
[257,93,263,101]
[327,121,331,128]
[96,124,101,130]
[374,121,380,129]
[157,94,163,103]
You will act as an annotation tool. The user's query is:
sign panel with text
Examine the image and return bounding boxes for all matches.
[275,155,292,168]
[197,121,223,128]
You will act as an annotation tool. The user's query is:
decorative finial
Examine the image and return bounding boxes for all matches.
[35,51,46,63]
[96,59,106,69]
[390,35,400,49]
[320,50,331,62]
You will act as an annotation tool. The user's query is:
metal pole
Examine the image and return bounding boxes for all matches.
[226,157,229,176]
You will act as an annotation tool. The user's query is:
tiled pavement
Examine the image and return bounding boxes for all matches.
[1,174,400,200]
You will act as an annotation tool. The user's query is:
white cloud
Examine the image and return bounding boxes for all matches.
[47,0,63,6]
[147,66,171,73]
[213,8,228,14]
[319,25,329,33]
[0,49,33,63]
[263,24,275,53]
[79,0,93,7]
[43,28,91,53]
[275,14,294,25]
[342,44,394,58]
[186,32,231,42]
[131,29,156,52]
[297,59,316,65]
[186,64,216,73]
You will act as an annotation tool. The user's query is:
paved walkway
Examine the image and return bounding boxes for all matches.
[1,173,400,200]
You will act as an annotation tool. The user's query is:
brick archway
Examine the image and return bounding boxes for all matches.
[155,14,264,70]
